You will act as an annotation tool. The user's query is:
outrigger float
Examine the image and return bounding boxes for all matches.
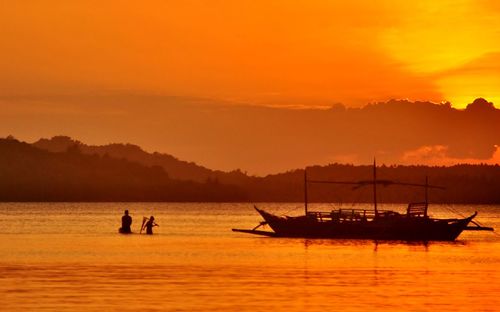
[233,161,493,241]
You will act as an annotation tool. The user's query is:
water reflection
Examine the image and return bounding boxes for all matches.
[294,237,470,253]
[0,203,498,311]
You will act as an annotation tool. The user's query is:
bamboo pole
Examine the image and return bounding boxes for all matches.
[304,169,308,215]
[373,158,378,217]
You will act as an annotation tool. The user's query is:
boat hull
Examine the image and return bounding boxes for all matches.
[255,208,475,241]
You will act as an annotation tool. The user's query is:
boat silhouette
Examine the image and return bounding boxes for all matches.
[233,160,492,241]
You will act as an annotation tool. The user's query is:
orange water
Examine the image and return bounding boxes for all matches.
[0,203,499,311]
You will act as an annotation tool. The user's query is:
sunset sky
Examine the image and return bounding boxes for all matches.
[1,1,499,174]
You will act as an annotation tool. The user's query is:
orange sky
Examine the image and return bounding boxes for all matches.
[1,1,499,173]
[1,1,499,107]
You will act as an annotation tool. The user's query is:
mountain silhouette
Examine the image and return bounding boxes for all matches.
[0,137,245,201]
[33,135,250,185]
[0,135,498,203]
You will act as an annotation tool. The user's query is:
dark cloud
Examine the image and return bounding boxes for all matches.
[1,94,498,174]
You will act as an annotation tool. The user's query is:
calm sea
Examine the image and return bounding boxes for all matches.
[0,203,499,311]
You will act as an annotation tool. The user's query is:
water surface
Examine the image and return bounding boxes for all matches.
[0,203,499,311]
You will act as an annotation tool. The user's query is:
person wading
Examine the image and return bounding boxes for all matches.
[119,210,132,234]
[144,216,159,235]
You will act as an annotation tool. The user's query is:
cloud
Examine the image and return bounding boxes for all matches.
[402,145,500,165]
[1,1,499,174]
[1,95,498,174]
[435,53,500,107]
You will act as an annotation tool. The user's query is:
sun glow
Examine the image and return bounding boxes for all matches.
[379,0,500,107]
[0,1,499,170]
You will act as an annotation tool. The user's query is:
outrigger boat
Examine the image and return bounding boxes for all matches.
[233,161,493,241]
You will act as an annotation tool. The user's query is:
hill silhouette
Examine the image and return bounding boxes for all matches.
[1,136,499,203]
[33,136,250,185]
[0,138,245,201]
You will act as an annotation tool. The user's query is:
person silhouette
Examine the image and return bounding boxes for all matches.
[144,216,159,235]
[119,210,132,234]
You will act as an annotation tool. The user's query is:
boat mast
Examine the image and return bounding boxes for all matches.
[424,176,429,217]
[425,176,428,204]
[304,169,308,215]
[373,158,378,217]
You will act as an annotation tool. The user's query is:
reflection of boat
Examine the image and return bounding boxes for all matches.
[233,161,492,241]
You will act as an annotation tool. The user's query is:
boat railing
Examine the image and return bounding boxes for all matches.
[307,208,394,222]
[407,202,428,218]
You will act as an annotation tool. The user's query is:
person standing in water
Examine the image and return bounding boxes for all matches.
[144,216,159,235]
[120,210,132,233]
